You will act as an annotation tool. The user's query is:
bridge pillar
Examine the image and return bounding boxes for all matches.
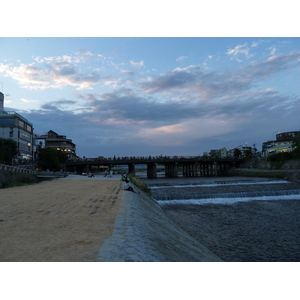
[204,164,209,176]
[186,164,191,177]
[165,162,178,178]
[208,163,213,176]
[194,162,199,176]
[128,163,135,175]
[183,163,199,177]
[213,162,218,176]
[147,163,157,179]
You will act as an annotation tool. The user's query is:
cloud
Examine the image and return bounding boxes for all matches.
[226,43,253,61]
[140,51,300,105]
[21,98,39,103]
[0,63,10,72]
[269,46,277,55]
[176,56,188,61]
[237,52,300,81]
[19,80,300,157]
[140,65,252,100]
[129,60,144,68]
[5,42,300,157]
[0,54,101,90]
[141,65,200,94]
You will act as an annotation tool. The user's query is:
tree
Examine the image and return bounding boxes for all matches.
[292,135,300,148]
[37,147,61,171]
[56,150,68,164]
[292,135,300,159]
[244,149,252,160]
[234,148,242,159]
[0,138,18,164]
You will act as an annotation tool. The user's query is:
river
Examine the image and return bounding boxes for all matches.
[139,175,300,262]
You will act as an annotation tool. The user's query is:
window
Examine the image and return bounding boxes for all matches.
[19,120,24,128]
[0,118,14,125]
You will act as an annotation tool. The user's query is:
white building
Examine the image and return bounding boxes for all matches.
[0,92,34,160]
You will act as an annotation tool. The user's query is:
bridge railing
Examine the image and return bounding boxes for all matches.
[67,155,242,164]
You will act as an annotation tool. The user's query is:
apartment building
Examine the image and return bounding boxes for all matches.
[35,130,77,160]
[0,92,34,161]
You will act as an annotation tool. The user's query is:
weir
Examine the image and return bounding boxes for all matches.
[153,189,300,201]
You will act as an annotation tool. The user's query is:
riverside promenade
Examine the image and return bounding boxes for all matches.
[0,174,221,262]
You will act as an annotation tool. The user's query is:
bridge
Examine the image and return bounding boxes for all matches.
[65,156,243,179]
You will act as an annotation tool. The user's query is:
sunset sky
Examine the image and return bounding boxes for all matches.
[1,4,299,159]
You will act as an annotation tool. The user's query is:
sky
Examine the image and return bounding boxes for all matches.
[1,2,299,159]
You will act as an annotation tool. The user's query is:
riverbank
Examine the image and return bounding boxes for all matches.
[98,183,222,262]
[1,174,222,262]
[0,175,123,261]
[142,175,300,261]
[230,168,300,183]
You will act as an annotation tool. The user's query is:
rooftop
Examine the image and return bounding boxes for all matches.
[0,111,32,124]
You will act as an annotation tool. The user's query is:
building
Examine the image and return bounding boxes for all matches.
[209,149,220,157]
[35,130,77,160]
[227,145,253,158]
[220,147,228,158]
[262,130,300,155]
[0,92,34,161]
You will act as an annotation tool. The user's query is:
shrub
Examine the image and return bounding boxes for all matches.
[267,152,293,162]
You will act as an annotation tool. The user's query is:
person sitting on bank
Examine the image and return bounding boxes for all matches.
[124,179,135,192]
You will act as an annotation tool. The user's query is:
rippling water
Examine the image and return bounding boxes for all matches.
[146,178,300,262]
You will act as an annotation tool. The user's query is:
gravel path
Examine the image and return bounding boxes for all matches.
[0,175,123,262]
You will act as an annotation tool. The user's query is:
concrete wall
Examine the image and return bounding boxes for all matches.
[0,169,36,188]
[98,183,223,262]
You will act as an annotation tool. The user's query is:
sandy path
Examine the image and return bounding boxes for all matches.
[0,177,123,262]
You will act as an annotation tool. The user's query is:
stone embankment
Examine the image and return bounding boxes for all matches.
[237,158,300,183]
[98,184,223,262]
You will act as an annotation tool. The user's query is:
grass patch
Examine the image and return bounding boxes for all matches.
[128,174,152,197]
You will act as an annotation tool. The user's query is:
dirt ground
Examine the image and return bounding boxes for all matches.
[0,176,123,262]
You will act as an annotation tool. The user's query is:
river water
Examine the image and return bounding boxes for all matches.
[140,176,300,262]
